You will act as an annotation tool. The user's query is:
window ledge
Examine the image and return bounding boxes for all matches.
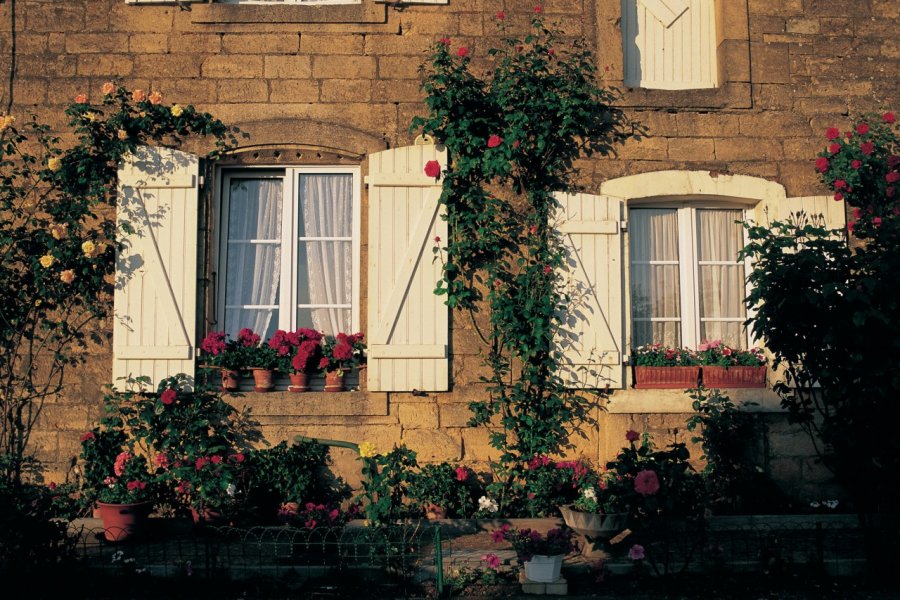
[191,2,386,24]
[606,387,784,413]
[226,390,388,417]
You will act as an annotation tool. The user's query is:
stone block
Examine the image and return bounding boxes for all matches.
[202,55,264,79]
[783,137,823,160]
[750,43,791,84]
[738,111,811,137]
[170,34,222,55]
[668,138,715,161]
[108,4,176,33]
[15,78,48,105]
[77,54,134,77]
[23,4,86,33]
[617,136,667,160]
[312,55,376,79]
[320,79,372,103]
[752,83,800,110]
[460,427,497,462]
[440,402,475,428]
[748,0,803,16]
[400,429,459,461]
[135,54,203,78]
[675,113,741,137]
[458,14,484,37]
[364,34,436,56]
[65,33,129,54]
[398,403,439,430]
[520,575,567,595]
[218,79,269,103]
[264,55,313,79]
[372,80,422,103]
[224,33,299,54]
[715,137,784,162]
[300,34,365,55]
[377,56,421,80]
[129,34,169,54]
[152,78,218,104]
[269,79,320,103]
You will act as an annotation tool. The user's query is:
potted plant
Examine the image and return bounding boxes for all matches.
[558,455,628,539]
[239,328,277,392]
[319,332,365,392]
[199,330,245,392]
[93,449,155,542]
[279,327,322,392]
[696,339,767,388]
[492,524,577,583]
[631,344,700,388]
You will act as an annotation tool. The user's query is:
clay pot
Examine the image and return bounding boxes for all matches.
[288,372,309,392]
[220,368,240,392]
[96,501,152,542]
[251,368,274,392]
[324,370,346,392]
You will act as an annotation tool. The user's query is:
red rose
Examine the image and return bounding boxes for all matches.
[548,48,555,56]
[211,455,223,464]
[513,140,520,148]
[455,466,469,481]
[424,160,441,178]
[438,37,450,46]
[860,142,874,155]
[495,11,505,20]
[833,179,847,190]
[828,143,841,154]
[542,265,552,275]
[80,432,95,442]
[856,123,869,135]
[889,156,900,167]
[883,112,896,124]
[534,5,542,13]
[888,187,896,197]
[815,157,829,173]
[625,429,640,442]
[529,224,538,235]
[487,134,503,148]
[852,160,862,169]
[456,47,469,57]
[833,192,843,201]
[847,220,856,233]
[873,217,882,227]
[886,172,900,183]
[825,127,840,140]
[434,235,441,243]
[634,470,660,496]
[160,389,176,405]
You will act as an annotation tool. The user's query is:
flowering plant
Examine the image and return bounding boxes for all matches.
[319,332,366,374]
[492,524,578,561]
[94,450,155,504]
[169,452,244,512]
[695,339,766,367]
[199,331,244,371]
[521,455,597,517]
[238,328,278,370]
[277,501,356,528]
[406,462,482,518]
[631,344,699,366]
[267,328,324,374]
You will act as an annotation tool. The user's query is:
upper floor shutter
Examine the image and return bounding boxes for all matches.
[555,192,626,389]
[366,140,449,391]
[113,146,200,390]
[623,0,718,90]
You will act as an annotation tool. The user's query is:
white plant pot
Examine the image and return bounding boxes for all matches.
[523,554,563,583]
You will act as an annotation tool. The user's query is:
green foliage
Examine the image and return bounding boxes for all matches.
[517,456,596,517]
[0,84,238,486]
[742,112,900,516]
[358,445,418,526]
[632,342,765,367]
[413,9,630,511]
[406,462,481,518]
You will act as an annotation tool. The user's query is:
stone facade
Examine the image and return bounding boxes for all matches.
[2,0,896,500]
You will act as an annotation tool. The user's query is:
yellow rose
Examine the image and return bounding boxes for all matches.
[358,442,378,458]
[47,157,62,172]
[117,129,128,141]
[60,269,76,284]
[39,255,55,268]
[0,114,14,131]
[81,240,96,257]
[85,112,97,122]
[50,223,68,240]
[170,104,184,118]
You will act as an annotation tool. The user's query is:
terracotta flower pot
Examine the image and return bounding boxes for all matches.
[324,370,346,392]
[701,365,767,388]
[633,365,700,389]
[190,506,223,525]
[96,501,152,542]
[288,372,310,392]
[220,368,240,392]
[251,368,274,392]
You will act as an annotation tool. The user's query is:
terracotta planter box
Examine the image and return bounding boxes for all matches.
[701,365,767,388]
[633,366,700,389]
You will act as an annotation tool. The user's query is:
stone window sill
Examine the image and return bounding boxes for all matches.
[606,387,784,414]
[226,389,388,417]
[191,2,386,24]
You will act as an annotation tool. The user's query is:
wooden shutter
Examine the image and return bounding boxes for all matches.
[114,146,200,389]
[753,195,846,229]
[366,141,449,391]
[623,0,717,90]
[555,192,625,389]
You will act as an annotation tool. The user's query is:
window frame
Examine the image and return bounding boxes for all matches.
[214,164,362,338]
[626,200,752,352]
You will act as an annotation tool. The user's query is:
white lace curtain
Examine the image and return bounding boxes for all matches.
[630,208,681,347]
[298,174,353,335]
[696,209,745,348]
[224,178,283,340]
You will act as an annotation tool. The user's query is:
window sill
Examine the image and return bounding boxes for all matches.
[191,2,386,24]
[225,389,388,417]
[606,386,784,413]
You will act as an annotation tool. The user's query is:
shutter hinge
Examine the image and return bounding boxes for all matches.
[199,175,205,188]
[620,220,628,232]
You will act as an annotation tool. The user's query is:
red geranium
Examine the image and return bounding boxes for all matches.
[487,134,503,148]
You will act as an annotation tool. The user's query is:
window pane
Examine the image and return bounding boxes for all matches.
[697,209,746,348]
[224,177,283,338]
[630,209,681,347]
[297,174,353,335]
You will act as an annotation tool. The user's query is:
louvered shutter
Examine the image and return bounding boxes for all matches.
[623,0,717,90]
[555,192,626,389]
[366,141,449,391]
[114,146,200,389]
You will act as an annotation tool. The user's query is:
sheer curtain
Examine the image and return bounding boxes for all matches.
[697,209,746,348]
[224,178,282,340]
[298,174,352,335]
[630,209,681,347]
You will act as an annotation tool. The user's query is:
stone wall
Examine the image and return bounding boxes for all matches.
[2,0,896,501]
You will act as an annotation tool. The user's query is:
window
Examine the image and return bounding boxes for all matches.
[217,167,360,341]
[217,0,360,4]
[621,0,718,90]
[629,206,747,350]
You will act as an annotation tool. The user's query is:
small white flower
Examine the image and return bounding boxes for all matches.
[123,557,135,564]
[824,499,839,509]
[478,495,499,512]
[226,483,236,497]
[809,501,820,508]
[582,487,597,501]
[111,551,124,563]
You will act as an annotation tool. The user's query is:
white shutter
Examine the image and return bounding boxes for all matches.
[555,192,625,389]
[114,146,200,390]
[366,141,449,391]
[753,195,846,230]
[623,0,717,90]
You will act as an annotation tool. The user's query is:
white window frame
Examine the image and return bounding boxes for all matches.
[216,0,361,4]
[215,165,362,336]
[627,202,750,351]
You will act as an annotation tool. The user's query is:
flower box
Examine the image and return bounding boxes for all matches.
[701,365,767,388]
[633,366,700,389]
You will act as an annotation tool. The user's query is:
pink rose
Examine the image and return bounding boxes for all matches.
[424,160,441,178]
[833,179,847,189]
[873,217,882,227]
[513,140,520,148]
[113,452,132,477]
[886,172,899,183]
[155,453,169,468]
[455,466,469,481]
[160,389,177,405]
[825,127,840,140]
[456,47,469,57]
[495,11,506,20]
[80,432,95,442]
[211,455,223,464]
[74,94,88,104]
[634,469,660,496]
[438,37,451,46]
